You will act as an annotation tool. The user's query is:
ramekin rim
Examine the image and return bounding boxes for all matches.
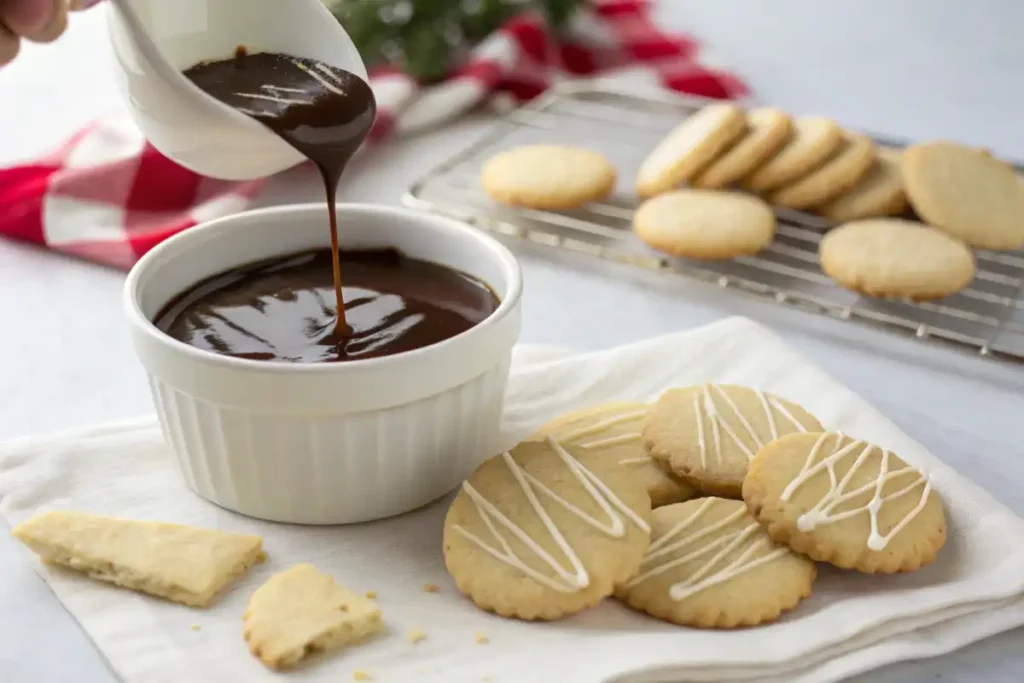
[123,202,523,374]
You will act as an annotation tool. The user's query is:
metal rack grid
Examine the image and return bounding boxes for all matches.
[403,83,1024,364]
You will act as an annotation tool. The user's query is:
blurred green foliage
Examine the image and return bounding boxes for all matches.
[332,0,588,83]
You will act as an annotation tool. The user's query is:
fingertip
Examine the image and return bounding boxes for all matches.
[2,0,54,34]
[0,31,21,67]
[25,2,67,43]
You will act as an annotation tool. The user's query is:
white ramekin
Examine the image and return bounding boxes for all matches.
[124,204,522,525]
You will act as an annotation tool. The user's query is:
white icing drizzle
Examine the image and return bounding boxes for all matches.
[452,437,650,592]
[780,434,932,551]
[693,385,810,467]
[624,499,788,601]
[555,408,648,465]
[559,410,647,444]
[586,433,643,449]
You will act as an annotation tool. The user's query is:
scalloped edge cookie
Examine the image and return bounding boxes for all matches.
[743,432,947,573]
[616,498,816,628]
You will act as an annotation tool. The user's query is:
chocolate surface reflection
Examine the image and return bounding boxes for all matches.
[155,249,499,363]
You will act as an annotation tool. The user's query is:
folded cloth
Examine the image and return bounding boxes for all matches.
[0,0,748,270]
[2,317,1023,683]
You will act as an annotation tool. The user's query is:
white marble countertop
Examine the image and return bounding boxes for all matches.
[2,2,1024,682]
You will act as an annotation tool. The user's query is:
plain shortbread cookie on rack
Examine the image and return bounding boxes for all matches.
[443,438,651,620]
[691,107,792,189]
[819,218,975,300]
[616,498,816,628]
[480,144,616,210]
[743,432,947,573]
[769,132,876,209]
[743,116,843,193]
[643,384,823,498]
[633,189,775,260]
[816,148,907,222]
[901,141,1024,250]
[636,103,746,197]
[243,564,383,670]
[529,402,698,508]
[11,510,264,608]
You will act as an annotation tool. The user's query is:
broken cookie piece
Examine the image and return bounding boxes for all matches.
[11,510,264,607]
[243,564,383,670]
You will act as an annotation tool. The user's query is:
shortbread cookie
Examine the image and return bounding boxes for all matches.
[692,108,792,189]
[644,384,822,498]
[820,218,975,299]
[770,133,875,209]
[633,189,775,260]
[616,498,815,628]
[743,117,843,193]
[243,564,383,670]
[901,141,1024,249]
[11,510,264,607]
[636,103,747,197]
[481,144,616,210]
[744,432,947,573]
[816,148,906,222]
[529,402,697,508]
[443,438,651,620]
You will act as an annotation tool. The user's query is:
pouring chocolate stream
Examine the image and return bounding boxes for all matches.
[184,50,377,337]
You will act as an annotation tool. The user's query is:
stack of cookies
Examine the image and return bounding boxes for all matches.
[480,103,1024,301]
[443,385,947,628]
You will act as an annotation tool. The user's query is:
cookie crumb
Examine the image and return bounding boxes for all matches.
[423,583,439,593]
[408,628,426,644]
[474,632,489,644]
[190,624,201,632]
[353,670,372,681]
[364,590,377,599]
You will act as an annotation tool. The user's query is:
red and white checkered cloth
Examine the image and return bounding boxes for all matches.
[0,0,748,269]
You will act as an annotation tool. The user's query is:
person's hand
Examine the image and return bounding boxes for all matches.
[1,0,97,66]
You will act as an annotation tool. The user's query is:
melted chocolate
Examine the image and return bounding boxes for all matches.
[155,249,499,363]
[184,51,377,336]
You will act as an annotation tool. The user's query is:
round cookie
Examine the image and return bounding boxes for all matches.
[743,117,843,193]
[616,498,816,628]
[901,141,1024,250]
[481,144,615,210]
[643,384,823,498]
[820,218,975,300]
[692,108,792,189]
[816,148,907,222]
[529,402,698,508]
[743,432,947,573]
[633,189,775,260]
[636,103,747,198]
[443,438,651,620]
[769,133,876,209]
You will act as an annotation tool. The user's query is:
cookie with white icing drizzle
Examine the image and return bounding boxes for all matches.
[616,497,815,628]
[644,384,823,498]
[743,432,947,573]
[443,437,652,620]
[529,402,697,508]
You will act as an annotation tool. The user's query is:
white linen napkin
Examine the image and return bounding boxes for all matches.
[2,317,1024,683]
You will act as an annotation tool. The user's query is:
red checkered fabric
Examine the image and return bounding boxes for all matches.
[0,0,748,269]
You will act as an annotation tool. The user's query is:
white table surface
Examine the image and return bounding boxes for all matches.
[2,2,1024,682]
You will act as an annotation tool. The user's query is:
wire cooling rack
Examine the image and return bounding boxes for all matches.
[403,83,1024,364]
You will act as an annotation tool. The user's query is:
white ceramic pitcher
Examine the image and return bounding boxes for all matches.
[106,0,368,180]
